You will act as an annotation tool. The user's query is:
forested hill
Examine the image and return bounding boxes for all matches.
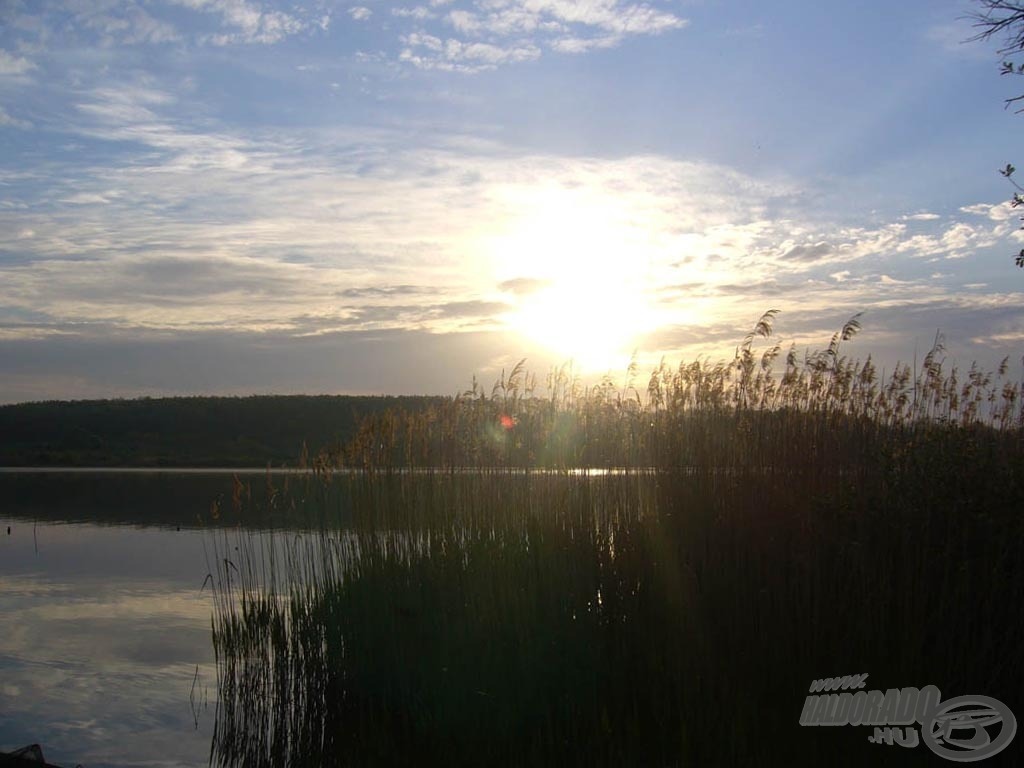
[0,395,445,467]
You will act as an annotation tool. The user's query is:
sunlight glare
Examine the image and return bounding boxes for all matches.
[491,185,661,372]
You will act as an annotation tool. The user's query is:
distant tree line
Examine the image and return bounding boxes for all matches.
[0,395,444,467]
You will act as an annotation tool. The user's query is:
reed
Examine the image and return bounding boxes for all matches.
[333,313,1024,472]
[208,314,1024,767]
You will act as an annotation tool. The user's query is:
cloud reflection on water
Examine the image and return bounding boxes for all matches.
[0,522,216,768]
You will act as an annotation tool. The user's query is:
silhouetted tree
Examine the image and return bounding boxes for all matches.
[970,1,1024,265]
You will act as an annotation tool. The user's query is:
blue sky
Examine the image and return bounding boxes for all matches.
[1,0,1023,401]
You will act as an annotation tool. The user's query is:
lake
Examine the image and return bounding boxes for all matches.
[2,467,1021,767]
[0,471,255,768]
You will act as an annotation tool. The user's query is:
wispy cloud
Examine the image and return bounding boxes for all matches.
[1,1,1022,399]
[173,0,307,45]
[396,0,687,70]
[2,129,1021,397]
[0,49,36,76]
[1,1,325,50]
[400,35,541,70]
[0,105,32,129]
[393,6,438,21]
[75,2,182,46]
[549,34,620,53]
[2,82,1019,365]
[1,0,685,71]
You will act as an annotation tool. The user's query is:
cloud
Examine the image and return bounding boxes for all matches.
[2,0,320,49]
[392,0,687,69]
[432,299,509,318]
[69,84,265,173]
[879,274,911,285]
[2,2,174,52]
[76,3,182,46]
[959,201,1021,230]
[778,241,832,263]
[0,106,32,129]
[403,32,444,51]
[0,49,36,76]
[960,203,996,216]
[393,6,437,20]
[338,285,433,299]
[940,222,984,256]
[59,192,117,205]
[172,0,307,44]
[499,277,550,295]
[401,36,541,71]
[549,35,621,53]
[524,0,686,36]
[753,209,1021,270]
[0,113,788,342]
[3,75,1023,397]
[0,0,685,75]
[0,327,538,402]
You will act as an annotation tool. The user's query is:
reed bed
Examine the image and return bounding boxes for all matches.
[208,313,1024,767]
[334,312,1024,472]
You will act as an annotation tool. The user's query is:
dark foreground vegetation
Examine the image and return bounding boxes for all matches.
[208,314,1024,766]
[0,395,441,467]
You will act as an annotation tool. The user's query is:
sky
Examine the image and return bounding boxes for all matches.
[2,0,1024,402]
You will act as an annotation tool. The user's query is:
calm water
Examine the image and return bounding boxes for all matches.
[0,468,648,766]
[0,471,257,768]
[5,469,1021,767]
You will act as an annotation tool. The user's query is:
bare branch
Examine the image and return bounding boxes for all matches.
[968,2,1024,265]
[968,1,1024,55]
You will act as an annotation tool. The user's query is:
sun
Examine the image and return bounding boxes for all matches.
[489,185,660,373]
[511,277,651,372]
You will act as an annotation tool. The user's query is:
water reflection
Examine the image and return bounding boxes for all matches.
[0,470,289,530]
[10,467,1020,767]
[0,518,216,768]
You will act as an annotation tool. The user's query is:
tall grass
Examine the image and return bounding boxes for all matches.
[208,314,1024,767]
[335,312,1024,471]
